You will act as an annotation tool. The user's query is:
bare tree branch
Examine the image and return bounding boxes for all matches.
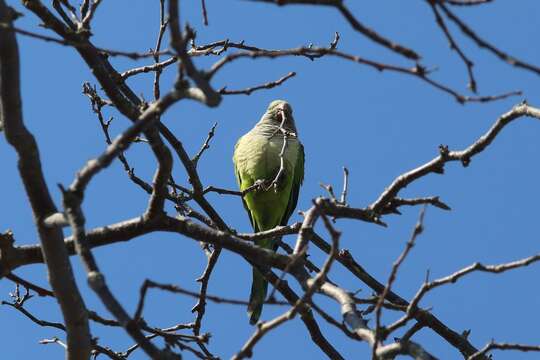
[192,122,218,167]
[469,341,540,360]
[427,0,477,92]
[80,0,101,30]
[385,252,540,343]
[382,197,451,215]
[4,1,540,358]
[208,39,520,104]
[436,0,540,76]
[200,0,209,25]
[168,0,221,107]
[410,253,540,312]
[369,102,540,214]
[249,0,420,60]
[234,211,341,360]
[309,235,486,358]
[152,0,168,100]
[0,3,91,358]
[373,207,426,356]
[0,22,174,59]
[61,188,177,359]
[2,285,124,359]
[219,71,296,95]
[444,0,493,5]
[6,273,54,297]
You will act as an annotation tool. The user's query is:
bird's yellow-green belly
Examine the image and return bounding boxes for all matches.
[243,185,293,231]
[234,134,299,232]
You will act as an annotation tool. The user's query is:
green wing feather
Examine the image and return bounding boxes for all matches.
[235,170,259,232]
[234,139,259,232]
[279,143,304,227]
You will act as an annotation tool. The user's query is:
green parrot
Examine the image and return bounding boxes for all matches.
[233,99,305,324]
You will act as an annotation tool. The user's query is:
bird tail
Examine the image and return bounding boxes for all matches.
[247,267,268,325]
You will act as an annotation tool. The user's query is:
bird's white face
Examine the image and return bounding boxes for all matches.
[265,100,295,130]
[267,100,292,116]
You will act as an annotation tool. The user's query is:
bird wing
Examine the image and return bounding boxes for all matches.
[234,139,259,232]
[280,142,305,227]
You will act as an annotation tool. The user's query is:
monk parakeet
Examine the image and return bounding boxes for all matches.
[233,100,304,324]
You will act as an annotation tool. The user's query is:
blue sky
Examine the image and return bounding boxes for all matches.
[1,1,539,359]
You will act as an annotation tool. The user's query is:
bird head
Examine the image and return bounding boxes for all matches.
[261,100,296,133]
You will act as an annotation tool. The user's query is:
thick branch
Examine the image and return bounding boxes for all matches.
[7,212,483,358]
[62,190,179,359]
[0,2,91,359]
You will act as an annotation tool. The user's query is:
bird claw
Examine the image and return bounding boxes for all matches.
[252,173,285,193]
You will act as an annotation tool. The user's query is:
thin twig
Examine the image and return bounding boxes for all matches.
[5,273,54,297]
[382,196,451,215]
[469,341,540,360]
[81,0,101,29]
[200,0,209,25]
[121,57,178,79]
[410,253,540,311]
[437,0,540,76]
[220,71,296,95]
[3,296,124,359]
[373,207,426,357]
[340,167,349,205]
[40,337,68,349]
[250,0,420,60]
[386,252,540,338]
[3,300,66,331]
[192,247,221,335]
[400,322,425,343]
[427,0,477,92]
[192,123,218,167]
[152,0,168,100]
[52,0,76,30]
[0,22,171,59]
[208,40,520,104]
[444,0,493,5]
[135,279,288,312]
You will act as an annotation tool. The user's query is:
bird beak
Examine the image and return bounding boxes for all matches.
[278,104,291,119]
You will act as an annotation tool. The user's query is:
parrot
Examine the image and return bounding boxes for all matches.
[233,99,304,324]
